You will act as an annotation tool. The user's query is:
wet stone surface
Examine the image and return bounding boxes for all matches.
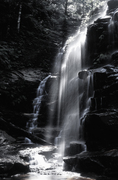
[0,140,95,180]
[9,173,96,180]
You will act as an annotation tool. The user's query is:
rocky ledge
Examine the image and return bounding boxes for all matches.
[64,149,118,179]
[0,130,30,177]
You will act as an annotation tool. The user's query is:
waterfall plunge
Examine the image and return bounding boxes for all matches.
[57,30,87,146]
[56,3,108,152]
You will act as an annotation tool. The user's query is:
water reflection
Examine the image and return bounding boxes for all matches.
[10,173,96,180]
[12,173,66,180]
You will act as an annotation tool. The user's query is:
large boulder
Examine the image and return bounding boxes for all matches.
[82,111,118,151]
[107,1,118,13]
[64,149,118,178]
[0,156,29,177]
[0,131,29,177]
[86,17,110,67]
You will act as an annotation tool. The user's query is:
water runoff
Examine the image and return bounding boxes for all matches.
[17,3,108,180]
[55,3,108,155]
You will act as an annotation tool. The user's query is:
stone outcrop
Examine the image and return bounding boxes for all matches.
[37,75,59,127]
[64,149,118,178]
[0,157,29,177]
[81,1,118,152]
[78,65,118,153]
[0,130,30,177]
[85,16,110,67]
[81,64,118,152]
[107,0,118,13]
[82,111,118,151]
[64,1,118,179]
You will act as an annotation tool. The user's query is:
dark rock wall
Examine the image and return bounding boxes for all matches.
[86,16,110,67]
[82,0,118,152]
[64,1,118,178]
[85,1,118,68]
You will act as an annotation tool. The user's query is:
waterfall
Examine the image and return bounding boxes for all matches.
[18,3,110,179]
[26,75,51,133]
[25,2,108,152]
[55,3,108,153]
[79,71,94,117]
[57,29,87,147]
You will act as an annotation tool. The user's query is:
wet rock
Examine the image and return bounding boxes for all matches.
[64,149,118,178]
[9,162,29,176]
[82,111,118,151]
[88,65,118,110]
[78,71,89,80]
[38,75,59,127]
[111,51,118,65]
[90,97,105,110]
[86,19,109,66]
[108,1,118,13]
[79,73,93,116]
[93,72,107,90]
[94,16,111,23]
[0,130,15,145]
[64,141,85,156]
[69,3,118,178]
[0,156,29,177]
[78,64,118,152]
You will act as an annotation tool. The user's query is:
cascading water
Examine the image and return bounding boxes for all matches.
[26,75,51,132]
[20,3,109,180]
[56,30,86,151]
[79,71,94,117]
[56,3,108,154]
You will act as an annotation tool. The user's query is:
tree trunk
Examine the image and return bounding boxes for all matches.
[0,118,51,145]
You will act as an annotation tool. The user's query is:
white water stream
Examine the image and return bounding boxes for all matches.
[20,3,108,180]
[26,75,51,132]
[55,3,108,154]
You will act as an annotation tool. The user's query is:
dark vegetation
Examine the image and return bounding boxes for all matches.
[0,0,66,71]
[0,0,105,71]
[0,0,107,139]
[0,0,83,141]
[0,0,86,72]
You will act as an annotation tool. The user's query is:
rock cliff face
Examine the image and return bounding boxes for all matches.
[83,0,118,153]
[64,1,118,179]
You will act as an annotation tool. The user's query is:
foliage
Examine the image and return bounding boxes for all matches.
[61,0,107,17]
[0,0,107,71]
